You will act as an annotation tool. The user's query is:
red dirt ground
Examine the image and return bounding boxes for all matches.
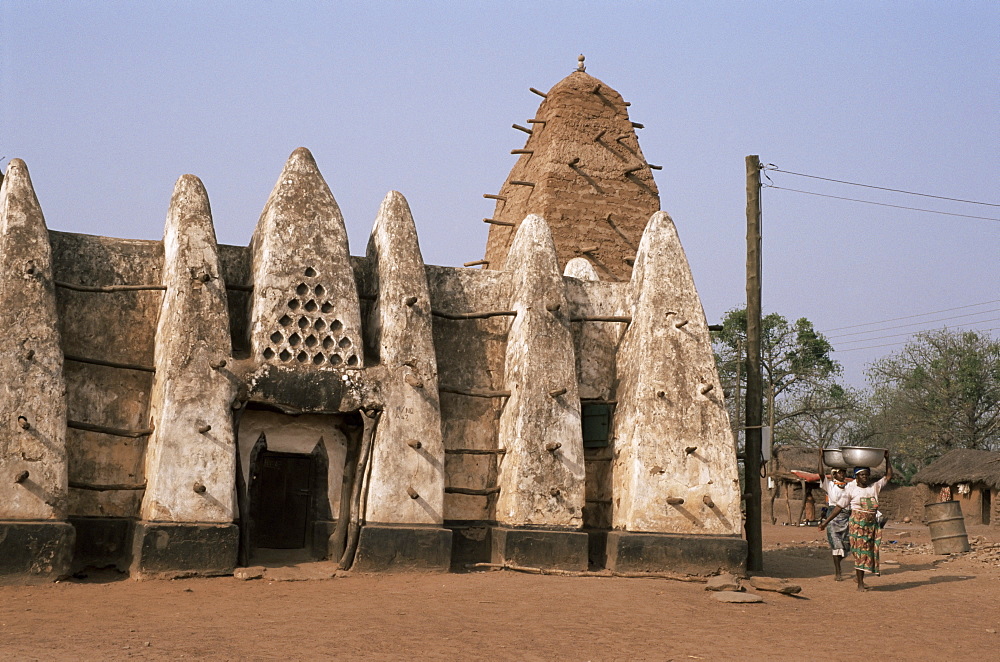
[2,523,998,661]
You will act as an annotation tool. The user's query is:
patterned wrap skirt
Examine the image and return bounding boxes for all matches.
[848,509,881,574]
[826,508,851,556]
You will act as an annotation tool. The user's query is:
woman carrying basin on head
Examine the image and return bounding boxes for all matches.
[819,449,892,592]
[817,449,852,581]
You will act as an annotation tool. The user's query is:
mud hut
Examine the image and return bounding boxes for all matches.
[912,449,1000,526]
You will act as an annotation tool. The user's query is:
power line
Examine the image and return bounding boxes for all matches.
[828,308,1000,340]
[762,165,1000,208]
[835,326,999,353]
[835,317,1000,345]
[824,299,1000,332]
[764,184,1000,222]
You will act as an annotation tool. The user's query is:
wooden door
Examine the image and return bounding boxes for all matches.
[252,452,314,549]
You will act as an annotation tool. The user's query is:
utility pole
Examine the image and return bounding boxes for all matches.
[735,339,743,447]
[745,155,764,572]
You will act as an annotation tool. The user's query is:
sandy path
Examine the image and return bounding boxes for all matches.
[2,523,997,661]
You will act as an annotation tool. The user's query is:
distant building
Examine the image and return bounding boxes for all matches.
[912,449,1000,526]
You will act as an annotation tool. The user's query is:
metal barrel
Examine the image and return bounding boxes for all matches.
[924,501,971,554]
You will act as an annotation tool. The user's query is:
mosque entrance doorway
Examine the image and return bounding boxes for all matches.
[250,451,314,549]
[237,409,358,564]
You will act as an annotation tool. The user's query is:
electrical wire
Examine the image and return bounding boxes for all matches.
[834,317,1000,345]
[824,299,1000,332]
[834,326,999,353]
[827,308,1000,340]
[764,184,1000,222]
[761,165,1000,208]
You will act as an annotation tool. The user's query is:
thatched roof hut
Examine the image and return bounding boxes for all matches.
[911,449,1000,490]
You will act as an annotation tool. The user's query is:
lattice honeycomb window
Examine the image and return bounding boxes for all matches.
[263,267,359,367]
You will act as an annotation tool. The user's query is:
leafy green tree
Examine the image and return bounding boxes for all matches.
[775,382,864,449]
[713,307,848,449]
[860,329,1000,471]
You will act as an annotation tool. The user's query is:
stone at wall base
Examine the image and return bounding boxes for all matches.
[0,521,75,585]
[130,521,238,579]
[70,516,132,572]
[352,524,452,572]
[491,526,588,572]
[605,530,747,575]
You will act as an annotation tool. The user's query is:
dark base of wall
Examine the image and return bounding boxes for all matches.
[352,524,453,572]
[586,529,608,569]
[448,523,494,570]
[130,522,239,579]
[491,526,589,572]
[70,516,133,572]
[0,521,75,585]
[605,531,747,575]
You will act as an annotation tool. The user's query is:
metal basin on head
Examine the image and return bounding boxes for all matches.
[822,448,849,469]
[840,446,886,468]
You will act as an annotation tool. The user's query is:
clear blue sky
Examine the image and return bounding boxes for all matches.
[2,1,997,387]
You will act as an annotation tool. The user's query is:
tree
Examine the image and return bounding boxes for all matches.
[861,329,1000,471]
[775,382,863,449]
[713,307,849,449]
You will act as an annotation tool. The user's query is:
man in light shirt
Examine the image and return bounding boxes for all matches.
[817,449,851,581]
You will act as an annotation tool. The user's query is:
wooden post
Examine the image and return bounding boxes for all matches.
[745,155,764,571]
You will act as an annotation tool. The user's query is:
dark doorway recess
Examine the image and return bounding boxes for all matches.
[253,451,313,549]
[983,489,992,526]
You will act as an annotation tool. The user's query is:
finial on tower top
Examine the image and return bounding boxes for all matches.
[577,54,586,72]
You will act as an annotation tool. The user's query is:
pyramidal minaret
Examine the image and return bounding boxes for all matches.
[483,55,661,281]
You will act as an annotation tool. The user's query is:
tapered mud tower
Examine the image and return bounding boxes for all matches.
[483,56,660,281]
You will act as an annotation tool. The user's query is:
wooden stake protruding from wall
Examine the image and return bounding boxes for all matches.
[529,87,547,98]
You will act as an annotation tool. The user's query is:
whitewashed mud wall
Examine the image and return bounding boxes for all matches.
[612,211,741,535]
[363,192,446,526]
[0,160,68,522]
[140,175,238,524]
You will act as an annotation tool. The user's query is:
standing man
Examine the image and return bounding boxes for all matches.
[819,450,893,592]
[817,449,851,581]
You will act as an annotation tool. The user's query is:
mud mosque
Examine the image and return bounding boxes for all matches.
[1,58,746,583]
